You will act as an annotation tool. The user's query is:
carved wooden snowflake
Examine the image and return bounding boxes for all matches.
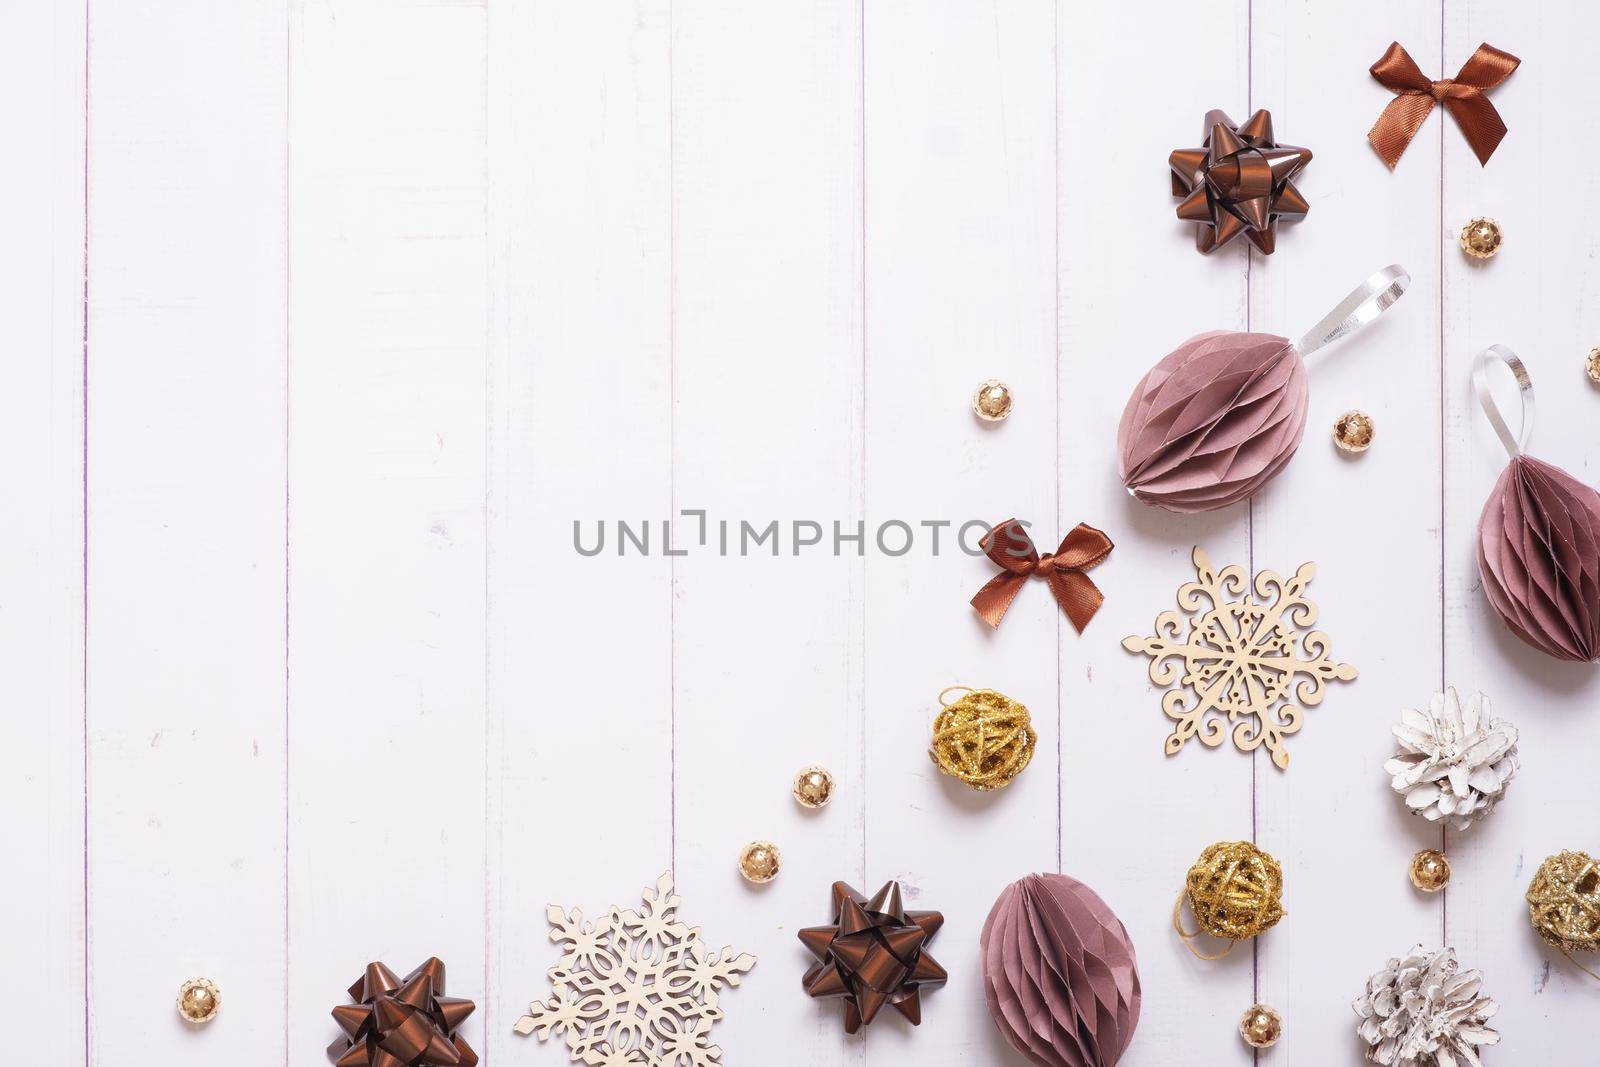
[514,872,756,1067]
[1122,546,1357,771]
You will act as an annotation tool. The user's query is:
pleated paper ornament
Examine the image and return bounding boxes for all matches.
[1475,346,1600,662]
[1118,265,1409,512]
[981,873,1141,1067]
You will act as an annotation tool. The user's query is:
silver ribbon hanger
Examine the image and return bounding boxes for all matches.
[1295,264,1411,359]
[1472,343,1535,458]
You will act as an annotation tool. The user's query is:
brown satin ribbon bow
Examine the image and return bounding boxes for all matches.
[971,519,1113,631]
[1368,41,1520,168]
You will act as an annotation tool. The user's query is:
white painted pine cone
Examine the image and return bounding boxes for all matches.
[1385,689,1518,832]
[1353,945,1499,1067]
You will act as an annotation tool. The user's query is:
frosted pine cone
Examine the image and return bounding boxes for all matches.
[1385,689,1518,831]
[1353,946,1499,1067]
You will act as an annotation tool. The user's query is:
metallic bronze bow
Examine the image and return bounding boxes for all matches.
[329,958,477,1067]
[1368,41,1520,168]
[971,520,1113,631]
[800,880,947,1033]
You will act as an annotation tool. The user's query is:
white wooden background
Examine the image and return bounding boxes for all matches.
[7,1,1600,1064]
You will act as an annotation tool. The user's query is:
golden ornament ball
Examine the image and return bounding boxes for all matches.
[1527,850,1600,955]
[972,379,1014,422]
[176,977,220,1024]
[1459,217,1503,260]
[929,687,1035,791]
[1409,849,1451,893]
[737,840,781,884]
[1586,348,1600,387]
[1175,841,1285,958]
[791,765,835,809]
[1238,1003,1283,1049]
[1332,410,1375,453]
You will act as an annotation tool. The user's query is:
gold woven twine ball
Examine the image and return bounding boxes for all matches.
[1184,841,1286,941]
[176,978,220,1024]
[1409,849,1451,893]
[791,765,835,809]
[737,840,781,884]
[1332,410,1375,453]
[1527,850,1600,954]
[1460,217,1503,259]
[1586,348,1600,387]
[928,687,1036,791]
[1238,1003,1283,1049]
[972,379,1015,422]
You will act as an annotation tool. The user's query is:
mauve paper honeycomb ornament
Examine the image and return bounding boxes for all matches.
[1475,346,1600,662]
[981,873,1141,1067]
[1118,265,1408,513]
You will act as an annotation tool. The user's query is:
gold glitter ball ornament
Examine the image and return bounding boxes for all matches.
[738,840,781,884]
[1527,850,1600,956]
[972,379,1014,422]
[1239,1003,1283,1049]
[791,765,835,809]
[1174,841,1285,958]
[1460,217,1503,259]
[1409,849,1452,892]
[1332,410,1375,453]
[928,687,1036,791]
[1586,348,1600,386]
[176,978,220,1024]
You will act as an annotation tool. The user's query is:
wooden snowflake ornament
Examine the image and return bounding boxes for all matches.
[1122,547,1356,770]
[514,872,756,1067]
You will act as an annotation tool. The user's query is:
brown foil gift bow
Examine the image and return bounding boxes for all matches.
[971,520,1113,631]
[329,957,477,1067]
[800,879,947,1033]
[1368,41,1520,168]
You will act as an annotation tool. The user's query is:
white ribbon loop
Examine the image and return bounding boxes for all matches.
[1473,344,1535,458]
[1295,264,1411,359]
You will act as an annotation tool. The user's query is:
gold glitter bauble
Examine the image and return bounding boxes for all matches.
[972,379,1014,422]
[1408,851,1459,895]
[737,840,781,884]
[1527,850,1600,954]
[1586,348,1600,386]
[1332,410,1375,453]
[1460,217,1503,259]
[176,978,220,1024]
[791,765,835,809]
[1238,1003,1283,1049]
[1409,849,1451,893]
[1176,841,1285,956]
[928,687,1035,791]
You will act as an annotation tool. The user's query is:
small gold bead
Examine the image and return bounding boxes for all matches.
[972,379,1014,422]
[791,765,835,809]
[1459,217,1503,259]
[177,978,220,1024]
[1409,849,1451,893]
[1238,1003,1283,1049]
[738,840,781,884]
[1586,348,1600,387]
[1332,410,1375,453]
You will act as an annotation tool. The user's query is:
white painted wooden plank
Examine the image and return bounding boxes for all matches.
[0,0,85,1056]
[1442,5,1600,1052]
[1056,4,1257,1064]
[668,1,865,1060]
[862,2,1062,1061]
[286,0,487,1057]
[483,0,673,1060]
[84,0,287,1060]
[1249,6,1448,1060]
